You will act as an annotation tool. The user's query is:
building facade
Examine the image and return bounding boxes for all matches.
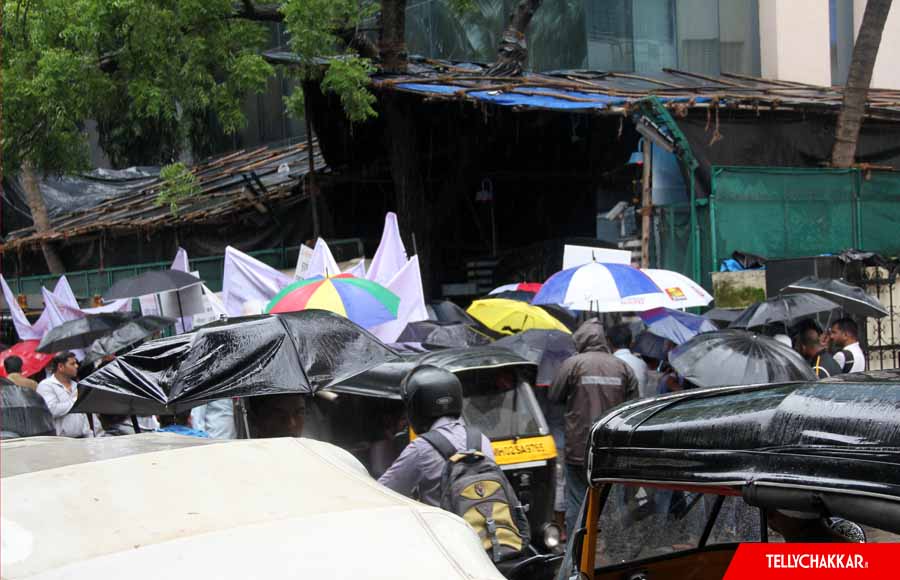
[406,0,900,89]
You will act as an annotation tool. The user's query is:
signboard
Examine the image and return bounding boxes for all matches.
[294,244,315,279]
[562,244,631,269]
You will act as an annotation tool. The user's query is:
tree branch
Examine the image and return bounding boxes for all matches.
[235,1,284,22]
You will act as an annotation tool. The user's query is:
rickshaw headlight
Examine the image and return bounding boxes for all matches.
[541,523,561,550]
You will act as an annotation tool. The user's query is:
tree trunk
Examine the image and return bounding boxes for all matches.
[384,94,431,297]
[21,162,66,274]
[486,0,544,77]
[831,0,893,167]
[380,0,408,74]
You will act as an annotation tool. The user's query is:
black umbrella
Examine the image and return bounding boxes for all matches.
[633,331,669,361]
[82,315,177,366]
[1,382,56,438]
[729,293,838,330]
[74,310,398,415]
[489,290,537,303]
[702,308,742,324]
[426,300,504,339]
[396,321,493,348]
[37,312,136,353]
[781,277,888,319]
[495,329,575,386]
[103,270,202,300]
[669,329,816,388]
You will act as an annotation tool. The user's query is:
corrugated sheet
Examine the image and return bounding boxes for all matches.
[2,141,326,252]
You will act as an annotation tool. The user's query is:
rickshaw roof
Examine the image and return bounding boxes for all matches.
[587,372,900,529]
[331,346,537,399]
[1,436,504,580]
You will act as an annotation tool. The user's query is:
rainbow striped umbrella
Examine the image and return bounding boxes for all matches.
[265,274,400,328]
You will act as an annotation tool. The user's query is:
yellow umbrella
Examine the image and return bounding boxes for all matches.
[467,298,571,336]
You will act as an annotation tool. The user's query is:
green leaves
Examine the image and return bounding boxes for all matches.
[2,0,273,174]
[156,162,201,216]
[279,0,379,123]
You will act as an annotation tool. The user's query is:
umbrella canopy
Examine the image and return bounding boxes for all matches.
[75,310,398,415]
[396,321,493,348]
[467,298,571,335]
[669,329,817,388]
[265,274,400,329]
[782,277,888,319]
[633,331,669,361]
[489,282,542,295]
[82,315,177,366]
[37,312,135,354]
[639,307,718,345]
[494,329,575,386]
[642,269,713,308]
[103,270,202,300]
[488,290,538,303]
[532,262,665,312]
[0,341,54,378]
[729,293,839,330]
[1,382,55,438]
[703,308,743,324]
[426,300,478,325]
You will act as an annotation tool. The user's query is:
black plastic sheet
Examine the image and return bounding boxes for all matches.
[74,310,399,415]
[1,381,55,438]
[669,329,816,388]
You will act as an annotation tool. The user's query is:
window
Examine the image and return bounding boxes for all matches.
[830,0,855,85]
[586,0,760,76]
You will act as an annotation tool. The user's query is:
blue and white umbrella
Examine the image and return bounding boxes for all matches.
[532,262,666,312]
[639,307,718,345]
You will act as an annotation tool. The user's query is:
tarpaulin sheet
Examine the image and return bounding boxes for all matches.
[395,83,710,111]
[75,310,398,415]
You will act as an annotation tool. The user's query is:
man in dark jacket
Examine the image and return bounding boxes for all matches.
[549,319,639,534]
[796,329,842,379]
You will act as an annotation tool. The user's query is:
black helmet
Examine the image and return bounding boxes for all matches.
[401,365,463,434]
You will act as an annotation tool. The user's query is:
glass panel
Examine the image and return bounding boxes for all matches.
[633,0,677,72]
[707,496,762,545]
[830,0,854,85]
[527,0,588,70]
[459,368,548,439]
[596,485,714,566]
[677,0,720,75]
[718,0,761,75]
[586,0,634,71]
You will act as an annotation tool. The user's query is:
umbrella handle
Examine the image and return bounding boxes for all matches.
[131,415,141,433]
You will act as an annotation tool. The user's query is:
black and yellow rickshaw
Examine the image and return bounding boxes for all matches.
[304,346,563,553]
[554,371,900,580]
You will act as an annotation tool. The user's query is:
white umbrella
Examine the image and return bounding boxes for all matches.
[642,269,713,309]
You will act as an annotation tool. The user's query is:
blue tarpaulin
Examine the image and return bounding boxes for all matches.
[395,82,711,112]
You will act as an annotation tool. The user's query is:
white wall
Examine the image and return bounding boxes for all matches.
[853,0,900,89]
[759,0,831,85]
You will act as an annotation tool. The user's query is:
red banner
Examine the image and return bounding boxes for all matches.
[724,544,900,579]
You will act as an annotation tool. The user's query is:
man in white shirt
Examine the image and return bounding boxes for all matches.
[830,318,866,374]
[608,325,650,398]
[36,351,93,438]
[191,399,236,439]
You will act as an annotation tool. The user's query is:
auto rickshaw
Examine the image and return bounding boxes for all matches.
[305,346,563,554]
[554,371,900,580]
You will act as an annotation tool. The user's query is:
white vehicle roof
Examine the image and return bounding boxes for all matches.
[1,435,504,580]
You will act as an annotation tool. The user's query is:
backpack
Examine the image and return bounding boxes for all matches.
[839,348,855,374]
[421,427,530,562]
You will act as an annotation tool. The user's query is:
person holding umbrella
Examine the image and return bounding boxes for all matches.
[36,352,93,437]
[829,318,866,374]
[549,319,639,535]
[795,329,842,379]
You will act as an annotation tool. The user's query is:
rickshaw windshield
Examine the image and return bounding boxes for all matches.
[457,365,549,440]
